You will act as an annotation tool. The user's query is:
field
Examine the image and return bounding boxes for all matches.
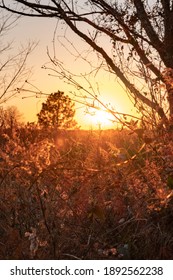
[0,125,173,259]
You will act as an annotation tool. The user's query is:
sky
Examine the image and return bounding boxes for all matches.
[2,4,138,130]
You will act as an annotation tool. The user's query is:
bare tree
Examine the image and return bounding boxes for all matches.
[0,105,22,129]
[0,9,36,104]
[1,0,173,128]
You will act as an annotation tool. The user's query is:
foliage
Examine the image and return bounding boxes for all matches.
[0,123,173,259]
[37,91,77,129]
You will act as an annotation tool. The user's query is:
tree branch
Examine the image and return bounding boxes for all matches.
[55,4,167,121]
[133,0,163,49]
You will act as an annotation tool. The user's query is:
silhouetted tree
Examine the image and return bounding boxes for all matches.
[37,91,77,129]
[0,106,22,129]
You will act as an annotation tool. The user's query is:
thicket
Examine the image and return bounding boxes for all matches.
[0,123,173,260]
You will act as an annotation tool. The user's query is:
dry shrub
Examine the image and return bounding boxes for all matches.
[0,126,173,259]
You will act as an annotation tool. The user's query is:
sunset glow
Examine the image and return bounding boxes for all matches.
[86,109,115,129]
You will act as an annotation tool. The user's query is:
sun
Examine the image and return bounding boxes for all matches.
[88,109,114,129]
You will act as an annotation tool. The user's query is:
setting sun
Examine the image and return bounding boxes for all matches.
[86,109,115,129]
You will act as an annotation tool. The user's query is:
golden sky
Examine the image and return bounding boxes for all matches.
[4,14,138,129]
